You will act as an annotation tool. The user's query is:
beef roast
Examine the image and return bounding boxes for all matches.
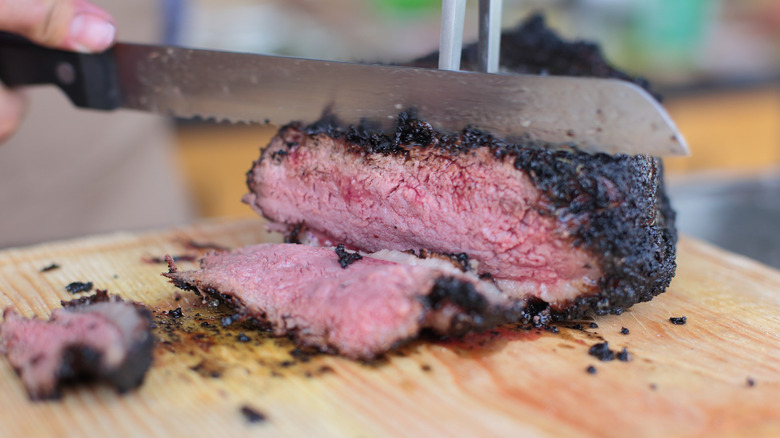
[0,291,154,400]
[242,15,676,320]
[243,116,676,319]
[164,244,523,359]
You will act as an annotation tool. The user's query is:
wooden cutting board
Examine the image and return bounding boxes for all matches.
[0,218,778,437]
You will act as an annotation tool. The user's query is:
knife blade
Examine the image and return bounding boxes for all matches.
[0,35,688,156]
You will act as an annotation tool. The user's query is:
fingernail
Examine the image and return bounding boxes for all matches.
[69,14,116,53]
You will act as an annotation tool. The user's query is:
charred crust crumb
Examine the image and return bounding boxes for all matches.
[443,252,470,272]
[334,244,363,268]
[290,347,314,362]
[747,378,756,387]
[168,308,183,319]
[285,224,303,244]
[65,281,93,294]
[426,276,488,315]
[669,316,687,325]
[545,325,559,334]
[590,322,599,328]
[588,342,615,361]
[270,148,289,162]
[572,323,583,330]
[586,365,597,374]
[616,347,631,362]
[40,263,60,272]
[61,289,114,308]
[200,321,210,327]
[237,333,250,343]
[620,327,630,335]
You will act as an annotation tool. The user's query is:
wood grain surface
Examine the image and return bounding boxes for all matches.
[0,218,778,437]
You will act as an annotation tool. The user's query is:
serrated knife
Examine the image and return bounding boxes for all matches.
[0,34,688,156]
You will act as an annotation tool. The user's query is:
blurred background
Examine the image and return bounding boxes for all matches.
[4,0,780,268]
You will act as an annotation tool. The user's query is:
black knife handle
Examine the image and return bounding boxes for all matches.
[0,31,120,110]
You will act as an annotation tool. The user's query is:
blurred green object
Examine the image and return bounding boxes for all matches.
[373,0,440,15]
[629,0,713,73]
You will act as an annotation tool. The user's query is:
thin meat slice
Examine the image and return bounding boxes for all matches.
[0,291,154,400]
[164,244,521,359]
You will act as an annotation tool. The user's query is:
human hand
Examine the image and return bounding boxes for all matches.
[0,0,116,142]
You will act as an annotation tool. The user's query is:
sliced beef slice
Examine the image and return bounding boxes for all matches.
[164,244,520,359]
[0,291,154,400]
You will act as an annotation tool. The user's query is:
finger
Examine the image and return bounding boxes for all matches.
[0,86,28,143]
[0,0,115,53]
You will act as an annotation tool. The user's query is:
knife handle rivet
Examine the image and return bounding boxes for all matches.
[56,62,76,85]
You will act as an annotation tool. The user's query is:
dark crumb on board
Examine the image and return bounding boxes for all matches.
[168,307,183,319]
[620,327,630,335]
[237,333,250,343]
[747,377,756,387]
[40,263,60,272]
[669,316,687,325]
[65,281,93,294]
[650,383,658,390]
[190,361,222,378]
[586,365,597,374]
[334,243,363,268]
[240,405,267,424]
[200,321,210,327]
[545,325,559,334]
[421,364,432,372]
[589,322,599,328]
[290,348,314,362]
[174,292,181,301]
[572,323,583,330]
[588,342,615,361]
[616,347,632,362]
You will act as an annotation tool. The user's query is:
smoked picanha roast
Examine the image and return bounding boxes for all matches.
[167,15,677,359]
[0,291,154,400]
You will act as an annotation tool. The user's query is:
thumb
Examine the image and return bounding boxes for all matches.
[0,0,116,53]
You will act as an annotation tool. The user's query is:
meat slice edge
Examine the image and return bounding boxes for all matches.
[164,244,523,359]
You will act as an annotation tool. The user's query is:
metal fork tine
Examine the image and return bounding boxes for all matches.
[478,0,502,73]
[439,0,467,71]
